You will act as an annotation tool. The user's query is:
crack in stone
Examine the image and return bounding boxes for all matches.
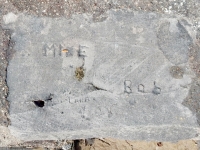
[88,83,108,92]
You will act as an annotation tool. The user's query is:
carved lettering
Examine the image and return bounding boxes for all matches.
[138,84,144,93]
[152,81,161,95]
[43,44,55,57]
[124,80,132,93]
[68,97,95,104]
[79,45,88,57]
[43,43,73,57]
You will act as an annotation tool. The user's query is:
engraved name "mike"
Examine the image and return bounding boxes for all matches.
[43,43,73,57]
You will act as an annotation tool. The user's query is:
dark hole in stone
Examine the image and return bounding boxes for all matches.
[157,142,163,147]
[74,140,81,150]
[61,112,64,114]
[33,100,45,107]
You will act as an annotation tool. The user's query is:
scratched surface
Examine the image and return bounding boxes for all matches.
[3,10,199,141]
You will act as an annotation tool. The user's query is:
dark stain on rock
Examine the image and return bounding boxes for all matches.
[196,28,200,39]
[157,21,192,65]
[157,142,163,147]
[74,140,82,150]
[0,28,12,126]
[170,66,184,79]
[189,41,200,78]
[183,35,200,126]
[182,79,200,125]
[92,10,108,22]
[4,30,16,61]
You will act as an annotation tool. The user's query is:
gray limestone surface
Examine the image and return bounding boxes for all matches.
[2,10,200,141]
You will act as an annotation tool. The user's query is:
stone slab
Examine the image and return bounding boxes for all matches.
[3,10,200,141]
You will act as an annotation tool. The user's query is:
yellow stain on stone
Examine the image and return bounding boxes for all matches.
[62,49,69,53]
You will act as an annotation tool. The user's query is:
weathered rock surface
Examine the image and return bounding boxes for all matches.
[3,10,200,141]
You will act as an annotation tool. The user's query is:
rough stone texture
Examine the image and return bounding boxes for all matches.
[189,40,200,78]
[157,20,193,65]
[0,28,10,127]
[6,0,200,19]
[183,79,200,124]
[170,66,184,79]
[0,0,200,149]
[2,10,199,142]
